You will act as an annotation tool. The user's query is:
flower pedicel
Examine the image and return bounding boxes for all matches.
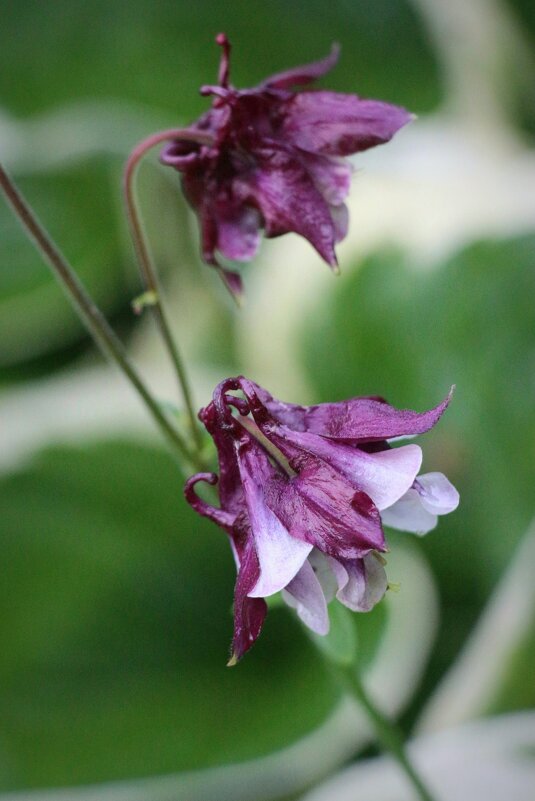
[185,377,459,664]
[161,34,412,297]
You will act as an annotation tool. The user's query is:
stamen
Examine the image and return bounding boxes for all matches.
[215,32,232,88]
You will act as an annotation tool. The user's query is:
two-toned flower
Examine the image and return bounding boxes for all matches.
[185,377,459,663]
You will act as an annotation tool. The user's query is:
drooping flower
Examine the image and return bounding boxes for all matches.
[185,377,459,664]
[162,34,412,297]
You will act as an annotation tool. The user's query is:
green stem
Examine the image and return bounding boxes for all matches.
[339,664,436,801]
[123,127,213,454]
[0,162,203,473]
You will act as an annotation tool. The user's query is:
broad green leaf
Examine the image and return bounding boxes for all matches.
[0,440,337,789]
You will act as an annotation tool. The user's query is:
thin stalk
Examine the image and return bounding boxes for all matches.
[124,127,213,453]
[339,664,437,801]
[0,162,202,473]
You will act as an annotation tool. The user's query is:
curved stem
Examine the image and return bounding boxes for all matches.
[0,162,203,473]
[123,128,213,453]
[339,664,437,801]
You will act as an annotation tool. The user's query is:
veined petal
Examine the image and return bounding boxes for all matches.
[282,559,330,635]
[264,457,386,558]
[263,424,422,510]
[416,472,460,515]
[236,439,312,597]
[245,381,453,443]
[247,147,338,266]
[281,92,412,156]
[261,43,340,90]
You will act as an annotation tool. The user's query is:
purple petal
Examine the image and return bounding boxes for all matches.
[245,147,338,266]
[281,92,412,156]
[230,535,268,663]
[416,472,460,515]
[330,552,387,612]
[236,439,312,597]
[216,266,244,301]
[380,488,438,535]
[260,424,422,510]
[184,472,237,532]
[246,382,453,443]
[198,402,245,516]
[282,559,330,635]
[263,457,386,559]
[261,43,340,90]
[298,152,352,206]
[216,205,262,262]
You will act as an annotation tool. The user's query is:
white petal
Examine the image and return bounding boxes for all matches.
[361,552,389,610]
[381,488,438,535]
[332,553,388,612]
[247,502,312,597]
[308,549,338,602]
[354,445,423,509]
[282,559,330,635]
[416,472,460,515]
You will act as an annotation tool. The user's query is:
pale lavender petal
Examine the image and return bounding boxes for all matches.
[381,488,438,535]
[282,92,412,156]
[416,472,460,515]
[261,43,340,90]
[331,553,387,612]
[330,202,349,243]
[282,559,330,635]
[308,549,338,602]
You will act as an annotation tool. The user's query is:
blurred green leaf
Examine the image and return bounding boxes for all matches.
[0,438,441,795]
[0,156,135,374]
[0,0,441,121]
[418,519,535,731]
[299,234,535,685]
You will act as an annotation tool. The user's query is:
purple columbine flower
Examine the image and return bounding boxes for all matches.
[185,378,459,664]
[161,34,412,297]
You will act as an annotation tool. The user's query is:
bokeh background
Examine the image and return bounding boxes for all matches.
[1,1,534,799]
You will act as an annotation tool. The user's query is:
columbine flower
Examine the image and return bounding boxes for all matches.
[161,34,412,296]
[185,377,459,664]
